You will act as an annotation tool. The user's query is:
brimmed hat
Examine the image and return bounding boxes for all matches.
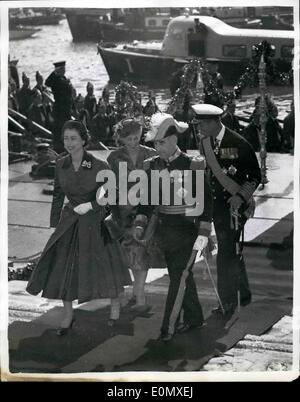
[144,113,188,142]
[191,104,223,119]
[53,61,66,69]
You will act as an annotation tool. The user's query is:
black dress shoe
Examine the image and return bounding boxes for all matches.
[240,296,252,306]
[56,318,75,336]
[212,304,236,315]
[175,322,207,334]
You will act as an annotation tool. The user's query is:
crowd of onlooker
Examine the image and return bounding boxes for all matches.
[8,67,161,149]
[8,63,294,154]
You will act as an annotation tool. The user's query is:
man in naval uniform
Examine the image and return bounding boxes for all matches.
[191,104,261,315]
[45,61,73,153]
[134,113,213,342]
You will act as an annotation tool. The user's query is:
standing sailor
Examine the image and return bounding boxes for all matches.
[191,104,261,314]
[45,61,73,153]
[17,72,33,116]
[134,113,213,341]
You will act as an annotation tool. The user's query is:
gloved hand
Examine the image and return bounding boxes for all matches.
[133,225,145,241]
[74,202,93,215]
[193,235,208,251]
[227,194,243,216]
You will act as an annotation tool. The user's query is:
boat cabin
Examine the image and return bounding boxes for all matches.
[144,14,171,29]
[161,15,294,62]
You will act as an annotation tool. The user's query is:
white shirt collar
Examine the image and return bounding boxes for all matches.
[167,146,181,163]
[216,124,226,145]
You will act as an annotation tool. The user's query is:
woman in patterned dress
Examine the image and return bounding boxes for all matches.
[107,118,156,312]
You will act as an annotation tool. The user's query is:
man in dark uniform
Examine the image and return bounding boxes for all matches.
[17,72,33,116]
[45,61,73,153]
[242,110,261,151]
[134,113,213,341]
[207,62,224,90]
[221,100,241,134]
[191,104,261,314]
[282,101,294,154]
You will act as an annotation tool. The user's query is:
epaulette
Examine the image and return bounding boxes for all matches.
[190,155,206,170]
[143,155,159,170]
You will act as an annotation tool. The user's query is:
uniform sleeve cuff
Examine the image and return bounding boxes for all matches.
[238,181,258,202]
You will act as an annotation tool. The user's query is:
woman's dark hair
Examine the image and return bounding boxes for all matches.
[61,120,90,146]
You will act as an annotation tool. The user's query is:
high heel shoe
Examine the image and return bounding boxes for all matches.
[56,318,76,336]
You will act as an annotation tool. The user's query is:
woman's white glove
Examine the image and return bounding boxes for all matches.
[74,202,93,215]
[193,235,208,251]
[133,226,145,241]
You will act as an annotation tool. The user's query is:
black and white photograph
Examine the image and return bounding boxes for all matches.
[0,0,299,383]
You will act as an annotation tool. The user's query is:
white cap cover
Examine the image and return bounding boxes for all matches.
[144,113,188,142]
[191,104,223,118]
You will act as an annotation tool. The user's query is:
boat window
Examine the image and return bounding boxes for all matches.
[167,25,184,40]
[281,45,293,58]
[148,19,157,27]
[162,19,169,26]
[223,45,247,58]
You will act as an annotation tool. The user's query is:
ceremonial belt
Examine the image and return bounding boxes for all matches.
[159,205,197,215]
[202,136,240,196]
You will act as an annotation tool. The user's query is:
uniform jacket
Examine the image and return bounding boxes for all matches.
[242,117,282,152]
[242,122,260,152]
[45,71,73,118]
[205,127,261,210]
[282,110,294,149]
[137,151,213,237]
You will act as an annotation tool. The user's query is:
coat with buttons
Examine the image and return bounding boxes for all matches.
[138,151,213,237]
[208,127,261,212]
[26,151,131,302]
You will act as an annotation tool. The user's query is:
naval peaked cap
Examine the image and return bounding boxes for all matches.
[192,104,223,119]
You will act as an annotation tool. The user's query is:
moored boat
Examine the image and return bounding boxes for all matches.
[98,15,294,87]
[9,26,41,41]
[9,8,64,27]
[64,8,179,42]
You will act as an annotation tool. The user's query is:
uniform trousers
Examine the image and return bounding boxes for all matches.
[156,215,204,335]
[213,200,251,308]
[53,108,72,154]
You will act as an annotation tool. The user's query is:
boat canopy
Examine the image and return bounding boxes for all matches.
[161,15,294,59]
